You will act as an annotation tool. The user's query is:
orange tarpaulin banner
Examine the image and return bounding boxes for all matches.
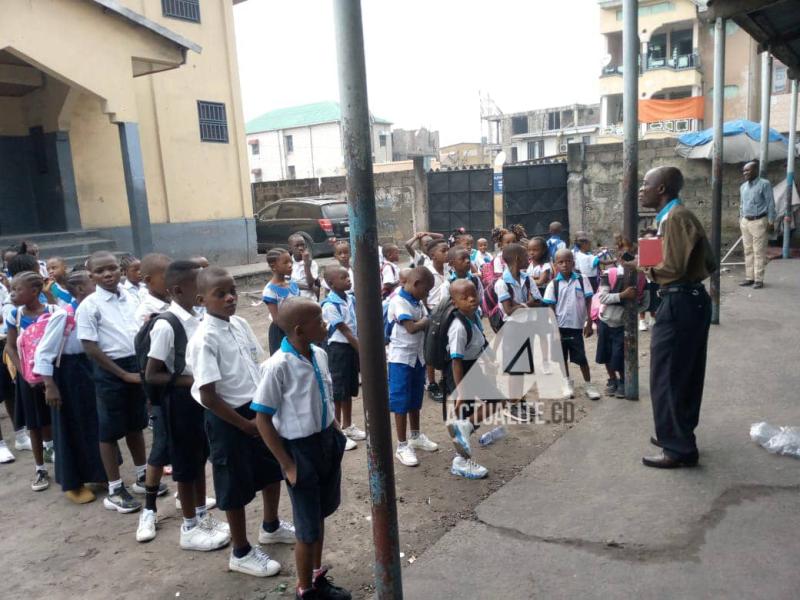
[638,97,704,123]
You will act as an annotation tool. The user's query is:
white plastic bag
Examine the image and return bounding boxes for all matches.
[750,422,800,459]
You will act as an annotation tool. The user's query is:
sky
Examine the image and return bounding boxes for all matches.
[233,0,602,147]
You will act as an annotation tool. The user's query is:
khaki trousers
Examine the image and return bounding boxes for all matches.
[740,216,768,283]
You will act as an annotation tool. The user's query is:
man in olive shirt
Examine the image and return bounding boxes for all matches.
[739,161,776,289]
[638,166,716,469]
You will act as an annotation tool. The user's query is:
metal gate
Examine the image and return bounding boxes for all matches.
[427,168,493,243]
[503,162,569,239]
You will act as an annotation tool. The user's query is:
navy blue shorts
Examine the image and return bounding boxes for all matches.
[388,361,426,414]
[0,340,14,404]
[166,386,209,482]
[327,342,359,402]
[283,426,346,543]
[596,321,624,374]
[558,328,588,367]
[92,356,148,443]
[205,404,283,512]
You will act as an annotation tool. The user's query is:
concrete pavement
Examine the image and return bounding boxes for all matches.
[403,260,800,599]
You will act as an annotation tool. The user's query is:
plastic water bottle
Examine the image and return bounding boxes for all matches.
[479,426,508,447]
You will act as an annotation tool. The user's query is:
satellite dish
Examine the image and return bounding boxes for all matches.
[602,54,612,67]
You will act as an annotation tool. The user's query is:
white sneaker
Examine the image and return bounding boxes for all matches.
[258,520,295,544]
[228,545,281,577]
[343,424,366,441]
[180,521,229,551]
[408,433,438,452]
[15,432,32,452]
[174,492,217,512]
[200,512,231,536]
[446,420,474,459]
[344,437,358,451]
[638,319,648,331]
[0,443,14,464]
[136,509,157,542]
[562,379,575,399]
[395,443,419,467]
[451,456,488,479]
[585,385,601,401]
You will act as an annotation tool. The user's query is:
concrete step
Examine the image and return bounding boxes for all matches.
[61,251,127,270]
[0,230,118,263]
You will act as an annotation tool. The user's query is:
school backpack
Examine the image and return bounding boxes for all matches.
[423,298,474,371]
[479,260,498,291]
[382,299,394,345]
[588,269,647,322]
[16,305,70,385]
[134,312,187,405]
[483,275,531,333]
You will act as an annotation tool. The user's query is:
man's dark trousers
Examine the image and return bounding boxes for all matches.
[650,287,712,461]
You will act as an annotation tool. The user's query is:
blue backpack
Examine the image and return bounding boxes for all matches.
[382,298,394,345]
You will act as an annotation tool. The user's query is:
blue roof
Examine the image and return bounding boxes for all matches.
[678,119,786,147]
[246,101,391,134]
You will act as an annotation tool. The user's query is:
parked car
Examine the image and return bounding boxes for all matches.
[255,196,350,257]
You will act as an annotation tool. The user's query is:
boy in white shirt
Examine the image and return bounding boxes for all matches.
[288,234,320,301]
[76,251,148,513]
[134,253,172,326]
[387,266,439,467]
[380,243,401,298]
[543,249,600,400]
[424,239,450,403]
[253,297,352,600]
[187,267,294,578]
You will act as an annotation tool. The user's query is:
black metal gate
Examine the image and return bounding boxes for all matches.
[427,168,493,243]
[503,162,569,240]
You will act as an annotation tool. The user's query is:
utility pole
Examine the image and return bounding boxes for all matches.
[710,17,725,325]
[783,78,798,259]
[622,0,639,399]
[332,1,403,598]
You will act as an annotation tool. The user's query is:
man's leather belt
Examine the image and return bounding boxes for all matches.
[743,212,768,221]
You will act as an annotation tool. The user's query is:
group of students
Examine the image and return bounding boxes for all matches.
[0,243,352,600]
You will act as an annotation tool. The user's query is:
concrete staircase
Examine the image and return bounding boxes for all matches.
[0,230,120,268]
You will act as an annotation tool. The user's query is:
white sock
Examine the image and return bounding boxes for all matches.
[0,440,7,449]
[108,479,123,495]
[43,440,54,450]
[35,463,46,473]
[195,505,207,520]
[15,429,27,441]
[135,464,146,480]
[183,517,198,530]
[398,441,407,448]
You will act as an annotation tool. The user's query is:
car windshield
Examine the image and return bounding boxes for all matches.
[322,203,348,219]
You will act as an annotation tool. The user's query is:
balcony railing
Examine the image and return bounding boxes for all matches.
[600,118,700,138]
[601,53,699,77]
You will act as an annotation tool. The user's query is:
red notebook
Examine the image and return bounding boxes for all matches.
[638,237,663,267]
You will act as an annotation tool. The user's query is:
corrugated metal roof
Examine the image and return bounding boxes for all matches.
[246,101,391,134]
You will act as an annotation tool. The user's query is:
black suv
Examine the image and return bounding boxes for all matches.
[255,196,350,257]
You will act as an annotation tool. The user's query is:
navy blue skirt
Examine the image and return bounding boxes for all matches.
[52,354,106,491]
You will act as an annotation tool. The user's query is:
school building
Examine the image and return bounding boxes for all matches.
[0,0,254,265]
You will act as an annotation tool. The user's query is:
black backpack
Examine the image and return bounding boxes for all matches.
[424,298,474,371]
[134,312,188,405]
[551,276,584,303]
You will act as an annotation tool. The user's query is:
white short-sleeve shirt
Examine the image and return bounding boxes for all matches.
[387,288,427,367]
[492,254,505,275]
[121,279,145,305]
[321,290,357,345]
[49,282,74,308]
[290,257,320,301]
[134,291,170,327]
[33,303,83,377]
[494,269,542,320]
[381,262,399,288]
[543,272,594,329]
[426,264,451,310]
[574,250,601,278]
[251,339,335,440]
[148,302,202,375]
[75,285,140,359]
[470,249,493,270]
[527,261,552,281]
[186,314,264,408]
[446,313,486,361]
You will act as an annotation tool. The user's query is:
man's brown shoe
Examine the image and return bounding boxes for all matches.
[739,280,754,287]
[642,453,698,469]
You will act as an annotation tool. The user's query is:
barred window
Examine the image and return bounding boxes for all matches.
[197,101,229,143]
[162,0,200,23]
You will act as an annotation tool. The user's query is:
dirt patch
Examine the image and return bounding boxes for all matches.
[0,298,620,600]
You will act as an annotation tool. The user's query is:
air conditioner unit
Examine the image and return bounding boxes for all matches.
[559,143,568,153]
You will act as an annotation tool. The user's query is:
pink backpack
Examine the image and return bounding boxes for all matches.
[16,305,74,385]
[590,269,647,322]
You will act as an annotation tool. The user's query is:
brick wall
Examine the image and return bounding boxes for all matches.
[567,139,789,250]
[251,170,418,245]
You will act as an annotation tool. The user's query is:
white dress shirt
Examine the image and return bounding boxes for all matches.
[290,257,320,301]
[33,303,83,377]
[386,288,427,367]
[321,290,357,345]
[75,285,140,359]
[148,302,202,375]
[187,314,264,408]
[134,291,170,327]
